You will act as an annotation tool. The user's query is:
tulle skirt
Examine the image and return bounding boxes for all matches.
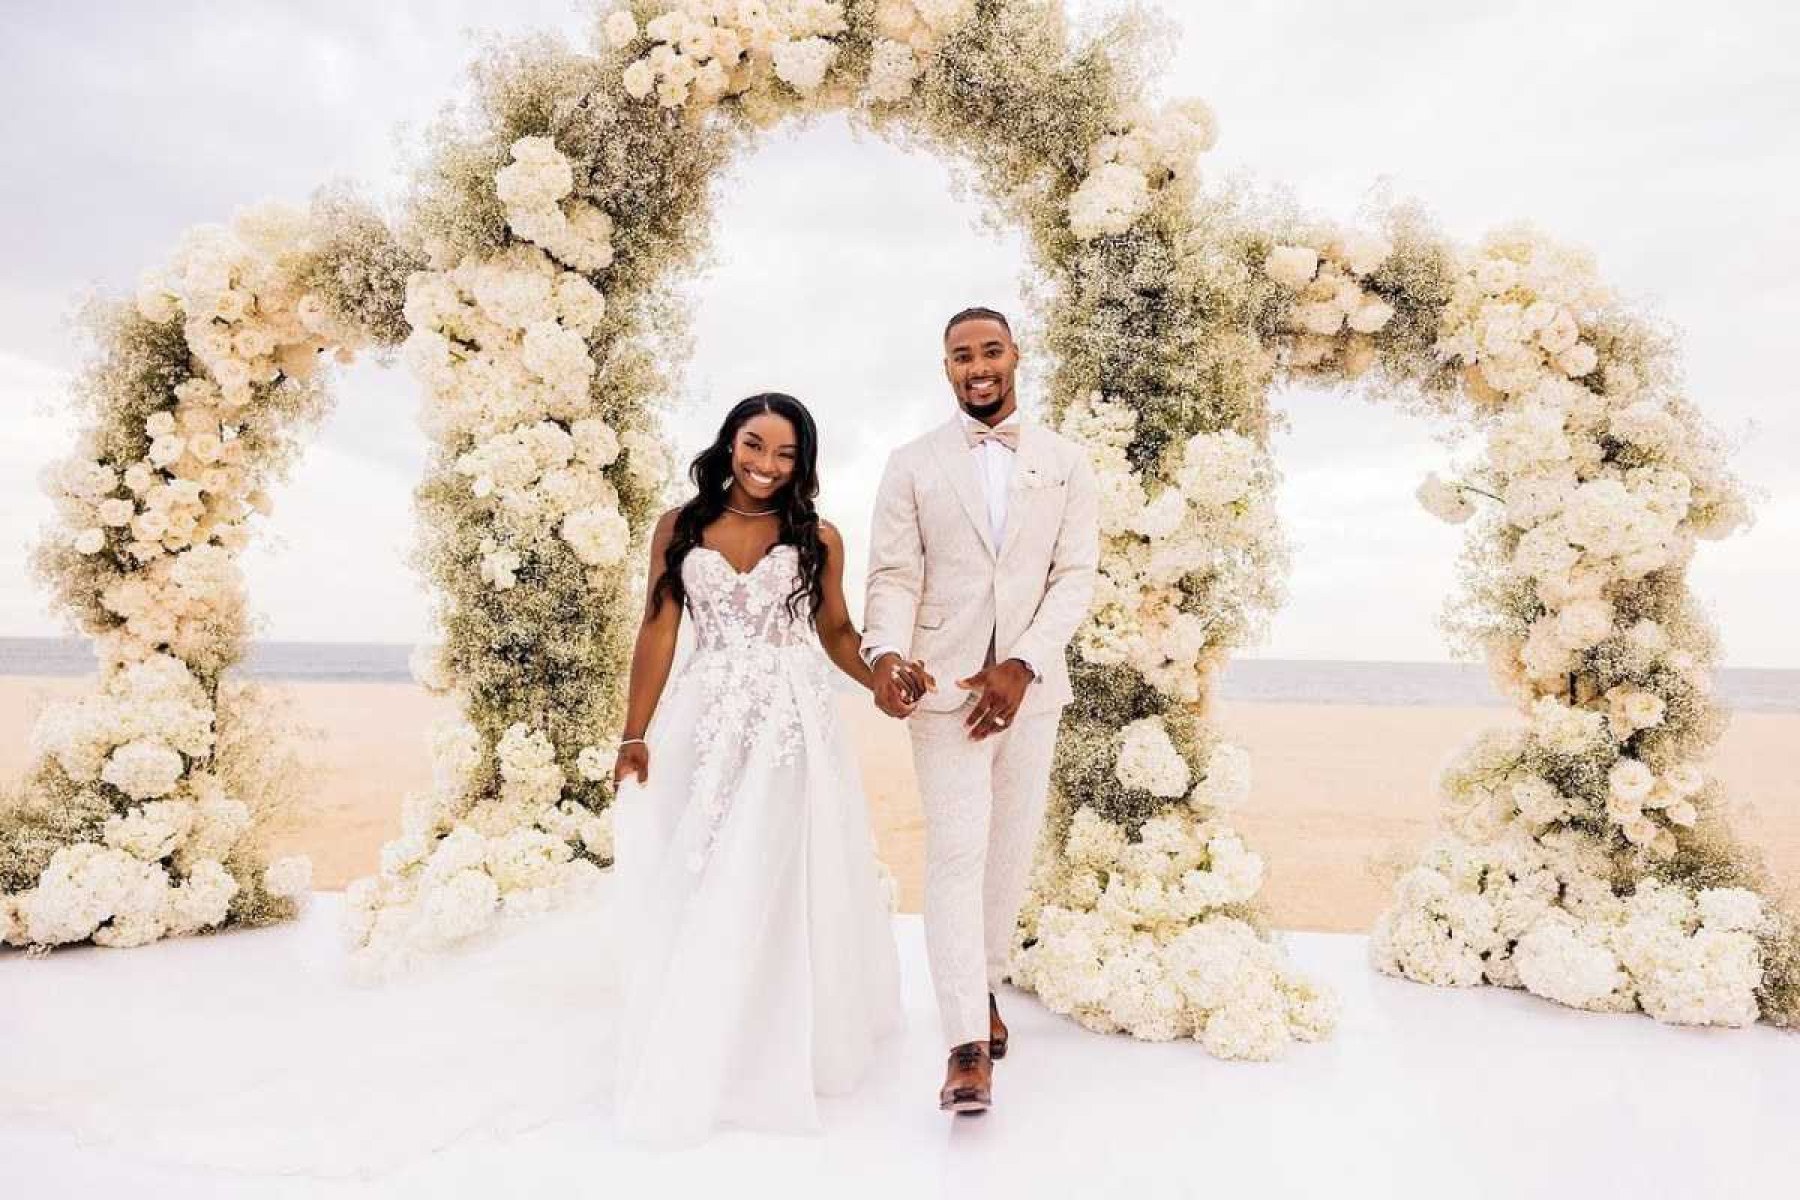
[611,645,903,1146]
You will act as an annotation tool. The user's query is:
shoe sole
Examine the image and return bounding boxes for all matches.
[940,1098,991,1114]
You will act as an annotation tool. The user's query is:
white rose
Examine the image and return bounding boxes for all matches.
[622,59,656,99]
[1607,759,1655,804]
[604,9,639,48]
[148,435,186,468]
[1665,763,1704,796]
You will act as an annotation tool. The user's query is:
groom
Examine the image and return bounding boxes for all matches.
[863,307,1098,1114]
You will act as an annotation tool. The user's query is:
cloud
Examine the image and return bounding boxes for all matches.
[2,1,1795,664]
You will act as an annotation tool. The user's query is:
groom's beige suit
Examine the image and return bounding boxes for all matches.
[863,411,1098,1046]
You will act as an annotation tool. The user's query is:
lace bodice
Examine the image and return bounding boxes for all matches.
[681,544,812,653]
[673,544,838,874]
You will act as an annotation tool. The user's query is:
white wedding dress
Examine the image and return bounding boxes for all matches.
[612,543,903,1146]
[0,543,900,1175]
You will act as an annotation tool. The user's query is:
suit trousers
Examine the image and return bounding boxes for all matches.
[907,705,1060,1048]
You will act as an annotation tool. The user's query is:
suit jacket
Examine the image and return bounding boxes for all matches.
[862,415,1099,717]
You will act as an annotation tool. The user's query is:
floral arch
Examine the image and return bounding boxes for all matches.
[3,1,1792,1056]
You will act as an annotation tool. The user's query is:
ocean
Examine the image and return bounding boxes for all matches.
[3,637,1794,712]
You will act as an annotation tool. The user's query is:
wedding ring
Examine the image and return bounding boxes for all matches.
[995,716,1008,727]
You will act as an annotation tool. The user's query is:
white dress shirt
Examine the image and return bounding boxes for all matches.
[865,409,1038,683]
[961,409,1019,547]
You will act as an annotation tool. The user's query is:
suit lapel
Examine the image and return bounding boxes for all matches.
[930,418,997,559]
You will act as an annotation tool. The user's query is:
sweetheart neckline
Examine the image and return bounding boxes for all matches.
[690,543,797,579]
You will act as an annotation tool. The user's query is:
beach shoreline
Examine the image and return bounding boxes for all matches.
[4,676,1795,932]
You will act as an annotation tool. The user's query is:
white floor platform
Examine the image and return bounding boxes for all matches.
[4,894,1796,1199]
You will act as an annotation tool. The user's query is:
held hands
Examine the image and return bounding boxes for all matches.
[612,740,650,787]
[959,659,1034,741]
[873,653,936,719]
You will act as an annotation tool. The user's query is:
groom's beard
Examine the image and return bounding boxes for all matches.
[960,395,1007,423]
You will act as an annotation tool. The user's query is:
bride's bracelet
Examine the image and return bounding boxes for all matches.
[619,737,647,749]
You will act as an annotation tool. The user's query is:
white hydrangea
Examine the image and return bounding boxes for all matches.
[770,36,838,93]
[185,791,251,862]
[1175,430,1258,507]
[1063,806,1128,869]
[102,800,196,862]
[1530,696,1607,756]
[1115,717,1190,798]
[493,139,618,274]
[18,844,173,946]
[418,869,502,948]
[1067,162,1152,241]
[497,723,566,809]
[560,503,632,567]
[621,429,671,490]
[574,744,613,783]
[1696,888,1765,934]
[1513,912,1626,1010]
[484,827,574,892]
[100,738,186,800]
[163,859,240,937]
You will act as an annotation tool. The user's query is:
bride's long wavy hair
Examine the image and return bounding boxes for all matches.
[650,393,827,624]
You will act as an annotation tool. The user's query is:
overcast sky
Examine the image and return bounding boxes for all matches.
[2,1,1795,665]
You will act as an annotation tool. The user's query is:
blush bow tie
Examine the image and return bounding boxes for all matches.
[964,423,1019,451]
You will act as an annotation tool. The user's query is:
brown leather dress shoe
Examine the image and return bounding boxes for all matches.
[938,1041,992,1114]
[988,992,1009,1061]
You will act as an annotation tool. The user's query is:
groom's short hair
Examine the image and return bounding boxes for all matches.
[944,307,1012,341]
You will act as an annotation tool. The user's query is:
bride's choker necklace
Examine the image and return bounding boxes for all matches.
[725,503,777,517]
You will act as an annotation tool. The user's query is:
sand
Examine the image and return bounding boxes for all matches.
[4,677,1795,932]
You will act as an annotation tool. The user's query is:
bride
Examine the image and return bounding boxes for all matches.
[0,395,906,1173]
[609,392,907,1146]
